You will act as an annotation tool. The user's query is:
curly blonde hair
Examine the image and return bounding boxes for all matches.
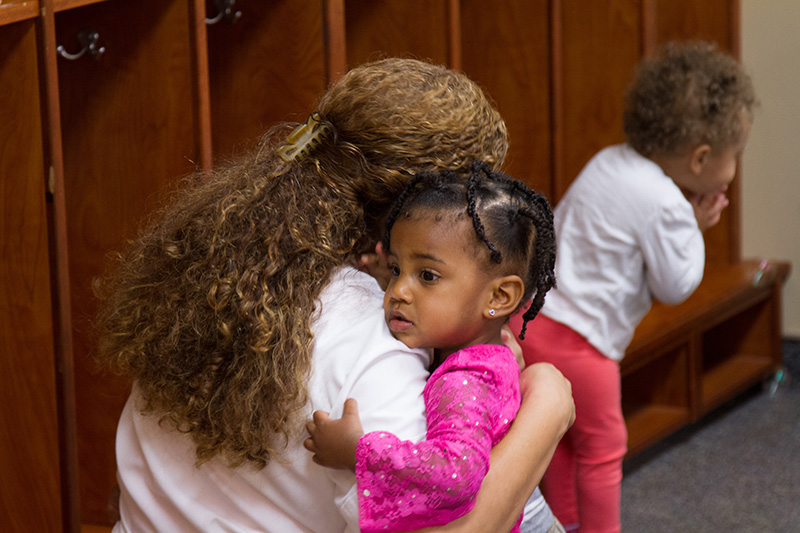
[624,41,756,157]
[93,58,507,468]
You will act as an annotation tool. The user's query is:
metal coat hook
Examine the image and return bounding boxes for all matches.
[205,0,242,24]
[57,29,105,60]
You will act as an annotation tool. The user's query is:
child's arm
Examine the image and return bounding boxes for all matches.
[355,349,519,532]
[642,191,708,305]
[304,398,364,470]
[410,362,575,533]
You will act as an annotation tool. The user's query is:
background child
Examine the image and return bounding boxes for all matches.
[304,162,558,533]
[510,41,757,533]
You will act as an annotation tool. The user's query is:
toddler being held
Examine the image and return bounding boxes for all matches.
[305,163,557,533]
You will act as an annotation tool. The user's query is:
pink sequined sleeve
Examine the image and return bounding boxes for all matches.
[355,345,520,533]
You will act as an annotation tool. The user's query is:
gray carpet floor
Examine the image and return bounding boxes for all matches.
[620,340,800,532]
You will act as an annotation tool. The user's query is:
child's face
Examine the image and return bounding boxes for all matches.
[383,213,497,358]
[691,113,752,196]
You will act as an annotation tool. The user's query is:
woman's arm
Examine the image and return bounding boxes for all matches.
[413,362,574,533]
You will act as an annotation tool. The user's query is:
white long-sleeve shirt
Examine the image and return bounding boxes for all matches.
[114,266,430,533]
[543,144,705,361]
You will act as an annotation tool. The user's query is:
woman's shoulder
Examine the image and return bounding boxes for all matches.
[311,265,429,397]
[317,265,383,317]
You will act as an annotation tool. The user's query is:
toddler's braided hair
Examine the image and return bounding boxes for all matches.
[383,161,557,339]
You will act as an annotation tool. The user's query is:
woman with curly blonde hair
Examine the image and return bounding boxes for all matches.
[96,57,574,533]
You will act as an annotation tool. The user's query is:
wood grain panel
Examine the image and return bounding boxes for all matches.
[654,0,733,49]
[0,20,62,533]
[556,0,640,201]
[345,0,449,67]
[55,0,199,524]
[206,0,326,160]
[460,0,552,199]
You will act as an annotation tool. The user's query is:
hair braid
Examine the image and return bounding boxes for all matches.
[484,173,557,339]
[516,201,557,339]
[466,163,503,264]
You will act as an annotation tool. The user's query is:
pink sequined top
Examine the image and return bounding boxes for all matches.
[355,344,522,533]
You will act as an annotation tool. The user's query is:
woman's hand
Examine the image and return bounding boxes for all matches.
[501,324,525,371]
[519,362,575,436]
[356,242,392,290]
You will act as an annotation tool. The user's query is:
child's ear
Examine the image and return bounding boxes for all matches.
[484,275,525,319]
[690,144,712,175]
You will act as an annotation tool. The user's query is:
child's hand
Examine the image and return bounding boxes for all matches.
[356,242,392,290]
[304,398,364,471]
[686,187,729,231]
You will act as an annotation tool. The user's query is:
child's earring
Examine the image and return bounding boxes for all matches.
[489,309,496,317]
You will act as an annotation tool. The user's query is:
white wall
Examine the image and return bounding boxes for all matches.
[741,0,800,338]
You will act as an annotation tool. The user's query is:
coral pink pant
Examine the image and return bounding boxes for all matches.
[511,314,627,533]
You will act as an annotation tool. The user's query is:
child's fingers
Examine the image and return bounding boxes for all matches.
[303,437,317,453]
[312,409,330,424]
[709,193,729,218]
[695,193,714,209]
[306,420,316,435]
[342,398,359,418]
[355,254,375,270]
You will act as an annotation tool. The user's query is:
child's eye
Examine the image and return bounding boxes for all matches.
[420,270,439,283]
[388,264,400,277]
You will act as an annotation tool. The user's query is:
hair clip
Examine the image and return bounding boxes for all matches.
[277,112,332,162]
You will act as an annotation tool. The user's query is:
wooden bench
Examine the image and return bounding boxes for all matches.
[621,259,791,457]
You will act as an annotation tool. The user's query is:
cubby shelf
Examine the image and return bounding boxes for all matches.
[624,405,691,456]
[622,260,790,458]
[701,354,774,412]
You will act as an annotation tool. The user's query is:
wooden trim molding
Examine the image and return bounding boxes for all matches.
[190,0,213,171]
[641,0,657,56]
[322,0,346,83]
[447,0,461,70]
[728,0,743,263]
[549,0,563,202]
[39,1,80,530]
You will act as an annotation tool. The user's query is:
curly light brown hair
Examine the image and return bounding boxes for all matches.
[93,58,507,468]
[623,41,756,157]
